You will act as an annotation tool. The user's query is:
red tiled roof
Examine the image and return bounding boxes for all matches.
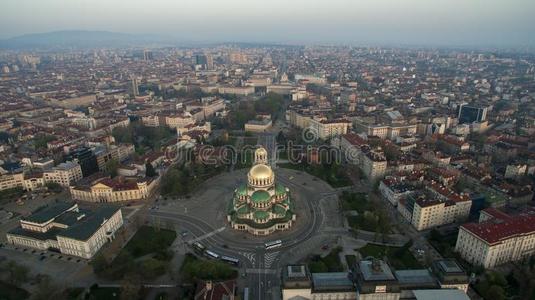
[462,209,535,244]
[341,133,367,147]
[194,280,236,300]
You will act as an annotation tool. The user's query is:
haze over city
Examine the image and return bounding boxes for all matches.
[1,0,535,47]
[2,1,535,300]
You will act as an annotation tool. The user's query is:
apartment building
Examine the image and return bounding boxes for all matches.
[338,133,387,181]
[379,178,417,206]
[355,121,417,140]
[0,173,24,191]
[6,203,123,259]
[94,144,135,172]
[308,118,351,140]
[43,161,83,187]
[455,208,535,268]
[397,184,471,231]
[185,97,226,121]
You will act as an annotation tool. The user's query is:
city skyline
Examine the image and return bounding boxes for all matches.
[1,0,535,47]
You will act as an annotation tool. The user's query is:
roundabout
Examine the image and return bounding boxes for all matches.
[147,162,345,299]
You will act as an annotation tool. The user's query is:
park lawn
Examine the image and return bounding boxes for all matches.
[0,281,29,300]
[180,254,238,282]
[86,287,121,300]
[357,243,422,270]
[123,226,176,258]
[308,247,344,273]
[340,192,369,213]
[345,255,357,268]
[0,187,24,205]
[279,163,352,188]
[235,151,254,169]
[428,229,458,258]
[347,215,378,232]
[65,287,85,300]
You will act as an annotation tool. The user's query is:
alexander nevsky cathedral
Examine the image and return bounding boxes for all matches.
[227,147,295,235]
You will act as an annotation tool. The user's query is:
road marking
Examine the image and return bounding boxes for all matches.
[125,207,140,219]
[264,251,279,268]
[189,226,226,242]
[245,268,277,274]
[239,251,256,265]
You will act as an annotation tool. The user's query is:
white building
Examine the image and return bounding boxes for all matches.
[70,177,158,203]
[338,134,387,181]
[455,208,535,268]
[397,183,471,231]
[43,161,83,187]
[6,203,123,259]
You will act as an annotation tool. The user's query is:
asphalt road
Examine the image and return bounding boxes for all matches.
[146,168,331,299]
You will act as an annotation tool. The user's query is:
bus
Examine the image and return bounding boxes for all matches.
[220,255,240,266]
[264,240,282,250]
[205,250,220,259]
[192,242,206,253]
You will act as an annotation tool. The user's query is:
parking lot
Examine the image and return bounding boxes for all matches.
[0,244,92,287]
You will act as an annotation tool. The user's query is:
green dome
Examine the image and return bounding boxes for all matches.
[237,205,250,214]
[237,185,247,196]
[275,185,287,196]
[251,190,271,204]
[273,204,286,215]
[254,210,269,219]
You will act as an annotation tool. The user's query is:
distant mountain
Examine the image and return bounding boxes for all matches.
[0,30,172,49]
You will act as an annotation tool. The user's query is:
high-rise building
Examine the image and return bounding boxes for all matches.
[206,54,214,69]
[457,104,487,124]
[131,77,139,96]
[66,147,99,177]
[195,54,208,67]
[143,50,153,61]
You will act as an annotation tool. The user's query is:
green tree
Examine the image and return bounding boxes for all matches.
[120,273,141,300]
[106,159,119,178]
[145,162,157,177]
[45,182,62,193]
[31,275,63,300]
[485,285,506,300]
[90,254,109,274]
[6,261,29,286]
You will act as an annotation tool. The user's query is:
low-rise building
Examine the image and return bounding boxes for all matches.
[0,172,24,191]
[397,184,471,231]
[379,178,417,206]
[69,176,158,202]
[6,203,123,259]
[282,259,470,300]
[309,118,351,140]
[245,117,272,133]
[43,161,83,187]
[455,208,535,268]
[338,134,387,181]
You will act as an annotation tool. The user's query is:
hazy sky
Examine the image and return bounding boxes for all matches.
[1,0,535,46]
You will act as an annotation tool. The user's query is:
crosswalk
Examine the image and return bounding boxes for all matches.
[264,251,279,268]
[189,227,226,243]
[238,251,279,269]
[239,251,256,265]
[245,268,278,274]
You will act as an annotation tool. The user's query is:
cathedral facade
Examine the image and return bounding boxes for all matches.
[227,147,295,235]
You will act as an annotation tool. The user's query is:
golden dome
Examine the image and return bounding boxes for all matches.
[255,147,267,156]
[248,164,273,180]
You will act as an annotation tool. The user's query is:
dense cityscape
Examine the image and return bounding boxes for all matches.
[1,6,535,300]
